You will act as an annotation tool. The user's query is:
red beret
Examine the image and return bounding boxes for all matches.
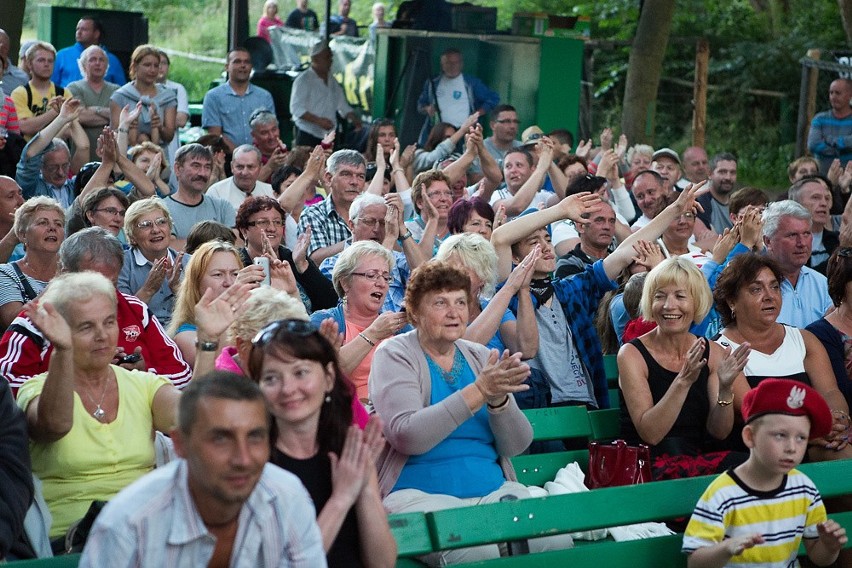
[741,379,833,440]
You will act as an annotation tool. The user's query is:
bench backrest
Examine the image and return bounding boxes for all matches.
[522,406,591,442]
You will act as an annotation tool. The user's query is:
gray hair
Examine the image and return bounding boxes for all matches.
[331,240,394,298]
[227,287,308,344]
[349,192,386,221]
[124,198,172,244]
[626,144,654,165]
[710,152,737,172]
[40,271,116,322]
[232,144,262,163]
[436,233,498,297]
[326,149,366,176]
[77,45,109,78]
[762,200,812,239]
[174,143,212,167]
[249,110,278,130]
[788,176,829,204]
[59,227,124,273]
[47,138,70,160]
[14,196,65,241]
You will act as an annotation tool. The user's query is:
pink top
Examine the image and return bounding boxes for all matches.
[214,345,369,428]
[257,15,285,42]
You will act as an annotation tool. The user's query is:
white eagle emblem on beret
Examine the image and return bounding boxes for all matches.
[787,385,805,409]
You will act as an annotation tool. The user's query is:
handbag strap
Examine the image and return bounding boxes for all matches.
[9,262,38,303]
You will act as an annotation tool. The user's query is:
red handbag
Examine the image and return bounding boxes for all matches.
[585,440,652,488]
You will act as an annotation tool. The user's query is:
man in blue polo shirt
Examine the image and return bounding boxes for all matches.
[202,48,275,152]
[51,17,126,88]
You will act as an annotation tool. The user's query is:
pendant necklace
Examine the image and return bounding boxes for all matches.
[82,377,111,421]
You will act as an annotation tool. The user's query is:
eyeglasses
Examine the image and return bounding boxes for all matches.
[247,218,283,228]
[838,248,852,258]
[524,133,543,143]
[426,190,453,199]
[136,217,170,230]
[357,217,385,228]
[252,318,318,347]
[495,119,520,125]
[93,207,126,217]
[351,270,391,283]
[675,212,695,221]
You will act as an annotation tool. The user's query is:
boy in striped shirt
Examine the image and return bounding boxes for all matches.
[683,378,847,567]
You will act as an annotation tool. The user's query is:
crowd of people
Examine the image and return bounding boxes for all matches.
[1,5,852,567]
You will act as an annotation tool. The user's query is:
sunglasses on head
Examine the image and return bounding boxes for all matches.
[252,318,318,347]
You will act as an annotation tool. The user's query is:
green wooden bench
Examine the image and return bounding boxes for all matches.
[389,512,432,567]
[522,406,591,442]
[417,459,852,567]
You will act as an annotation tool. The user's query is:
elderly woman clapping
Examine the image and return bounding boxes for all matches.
[371,262,572,565]
[118,198,188,328]
[311,240,408,404]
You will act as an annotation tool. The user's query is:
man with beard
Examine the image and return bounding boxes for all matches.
[808,78,852,173]
[202,48,274,151]
[695,153,737,243]
[319,193,424,312]
[789,175,837,274]
[162,144,236,251]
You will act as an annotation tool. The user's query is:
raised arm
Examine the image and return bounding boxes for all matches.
[493,140,554,217]
[491,191,602,281]
[602,180,706,279]
[25,98,81,159]
[279,145,324,213]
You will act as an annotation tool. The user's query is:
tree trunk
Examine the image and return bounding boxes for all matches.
[840,0,852,47]
[621,0,676,145]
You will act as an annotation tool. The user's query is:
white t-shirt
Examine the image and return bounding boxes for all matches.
[435,74,470,128]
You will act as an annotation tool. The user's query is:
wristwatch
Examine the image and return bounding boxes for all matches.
[195,339,219,352]
[399,230,413,242]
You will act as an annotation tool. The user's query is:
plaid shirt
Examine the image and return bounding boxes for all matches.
[507,259,616,408]
[297,196,351,257]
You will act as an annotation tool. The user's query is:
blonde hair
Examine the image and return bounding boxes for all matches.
[435,233,498,297]
[227,287,307,344]
[124,198,172,246]
[640,257,712,325]
[129,44,161,81]
[331,240,394,298]
[168,241,243,336]
[14,196,65,241]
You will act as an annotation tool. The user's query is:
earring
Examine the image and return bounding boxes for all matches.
[325,394,331,403]
[730,306,736,319]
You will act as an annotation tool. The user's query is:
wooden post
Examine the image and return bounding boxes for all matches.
[803,49,822,154]
[692,39,709,148]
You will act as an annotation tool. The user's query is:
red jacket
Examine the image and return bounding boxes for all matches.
[0,291,192,396]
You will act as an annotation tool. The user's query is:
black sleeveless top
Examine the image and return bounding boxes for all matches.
[620,338,712,457]
[271,447,363,568]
